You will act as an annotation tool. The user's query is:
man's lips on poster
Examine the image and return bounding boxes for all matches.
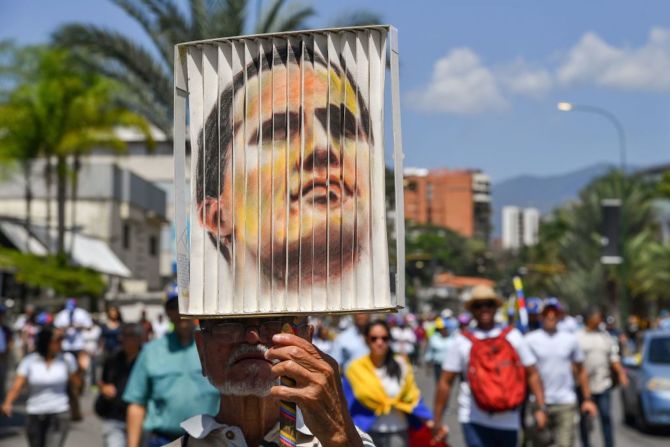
[291,175,353,207]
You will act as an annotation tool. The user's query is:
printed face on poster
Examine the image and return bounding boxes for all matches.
[182,28,392,316]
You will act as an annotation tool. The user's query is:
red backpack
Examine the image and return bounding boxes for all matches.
[461,326,527,413]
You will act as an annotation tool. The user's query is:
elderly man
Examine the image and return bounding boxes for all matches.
[167,316,374,446]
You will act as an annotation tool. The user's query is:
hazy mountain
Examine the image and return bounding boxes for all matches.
[491,163,614,237]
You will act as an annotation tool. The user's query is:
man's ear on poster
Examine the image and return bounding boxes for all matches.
[197,196,233,248]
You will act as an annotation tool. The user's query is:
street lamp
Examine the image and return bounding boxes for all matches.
[556,101,628,322]
[556,102,626,172]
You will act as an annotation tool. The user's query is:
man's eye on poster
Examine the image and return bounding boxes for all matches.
[181,28,393,316]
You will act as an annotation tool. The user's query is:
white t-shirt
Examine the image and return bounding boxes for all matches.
[391,327,416,356]
[577,329,620,394]
[54,307,93,351]
[370,357,409,433]
[441,326,536,430]
[525,329,584,405]
[17,352,77,414]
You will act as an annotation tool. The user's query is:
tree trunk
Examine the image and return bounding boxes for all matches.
[68,153,81,257]
[44,157,53,253]
[22,161,32,252]
[56,154,67,259]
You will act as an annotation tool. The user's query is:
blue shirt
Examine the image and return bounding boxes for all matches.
[331,326,369,372]
[123,332,219,436]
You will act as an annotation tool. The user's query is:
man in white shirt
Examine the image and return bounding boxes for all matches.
[433,285,547,447]
[525,298,597,447]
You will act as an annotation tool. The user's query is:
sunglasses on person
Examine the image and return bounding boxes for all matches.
[471,300,497,310]
[200,319,308,344]
[368,335,390,343]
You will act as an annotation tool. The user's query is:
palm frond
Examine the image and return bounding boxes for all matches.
[328,10,383,28]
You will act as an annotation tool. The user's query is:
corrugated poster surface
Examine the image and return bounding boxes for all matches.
[175,26,403,317]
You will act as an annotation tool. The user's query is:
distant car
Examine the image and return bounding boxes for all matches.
[621,330,670,430]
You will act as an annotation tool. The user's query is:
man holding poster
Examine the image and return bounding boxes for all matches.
[169,26,415,446]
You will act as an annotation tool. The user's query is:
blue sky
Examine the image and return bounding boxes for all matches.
[2,0,668,181]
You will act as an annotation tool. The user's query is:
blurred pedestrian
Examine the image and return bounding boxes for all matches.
[17,306,40,356]
[425,317,451,382]
[525,299,597,447]
[100,306,124,358]
[122,293,219,447]
[344,319,441,447]
[2,327,79,447]
[433,285,546,447]
[332,313,370,372]
[0,305,13,403]
[391,316,416,362]
[312,321,335,357]
[138,310,154,342]
[83,319,102,388]
[577,308,628,447]
[95,323,144,447]
[54,298,93,421]
[152,313,170,339]
[526,297,543,332]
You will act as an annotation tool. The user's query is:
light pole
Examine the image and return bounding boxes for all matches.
[557,101,628,323]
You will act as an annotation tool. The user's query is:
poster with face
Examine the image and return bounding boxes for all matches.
[176,27,398,316]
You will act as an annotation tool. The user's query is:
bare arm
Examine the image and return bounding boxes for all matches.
[1,375,27,417]
[432,370,457,439]
[574,362,597,416]
[610,360,629,387]
[127,403,146,447]
[526,365,548,429]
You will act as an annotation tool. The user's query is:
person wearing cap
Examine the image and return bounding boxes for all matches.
[433,285,546,447]
[525,299,597,447]
[122,294,219,447]
[425,317,451,382]
[526,297,543,332]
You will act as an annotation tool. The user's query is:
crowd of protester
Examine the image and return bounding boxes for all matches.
[0,286,668,447]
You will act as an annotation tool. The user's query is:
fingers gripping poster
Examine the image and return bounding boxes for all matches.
[175,26,402,316]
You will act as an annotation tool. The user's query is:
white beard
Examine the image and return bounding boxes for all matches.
[212,343,278,397]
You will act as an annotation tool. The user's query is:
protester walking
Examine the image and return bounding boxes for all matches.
[433,285,547,447]
[54,298,92,421]
[0,305,13,403]
[344,319,442,447]
[390,316,417,362]
[577,309,628,447]
[525,299,598,447]
[100,306,124,358]
[122,293,219,447]
[425,317,452,382]
[332,313,371,372]
[96,323,143,447]
[2,328,79,447]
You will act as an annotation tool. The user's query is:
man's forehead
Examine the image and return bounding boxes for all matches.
[233,63,360,119]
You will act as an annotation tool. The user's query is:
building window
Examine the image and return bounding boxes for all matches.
[123,223,130,249]
[149,235,158,257]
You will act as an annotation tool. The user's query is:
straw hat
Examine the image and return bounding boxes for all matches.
[464,285,503,311]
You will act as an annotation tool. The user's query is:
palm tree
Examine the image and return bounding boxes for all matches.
[53,0,380,137]
[556,171,656,312]
[2,47,153,259]
[0,84,43,249]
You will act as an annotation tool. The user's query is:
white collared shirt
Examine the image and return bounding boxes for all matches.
[165,410,375,447]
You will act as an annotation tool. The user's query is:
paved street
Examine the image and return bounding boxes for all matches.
[0,367,668,446]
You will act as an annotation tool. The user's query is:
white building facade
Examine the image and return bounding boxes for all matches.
[502,206,540,249]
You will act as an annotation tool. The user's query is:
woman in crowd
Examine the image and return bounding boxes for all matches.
[95,323,143,447]
[2,327,79,447]
[100,306,123,357]
[343,319,437,447]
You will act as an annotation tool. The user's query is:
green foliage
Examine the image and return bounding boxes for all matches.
[657,172,670,199]
[0,249,106,296]
[52,0,381,136]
